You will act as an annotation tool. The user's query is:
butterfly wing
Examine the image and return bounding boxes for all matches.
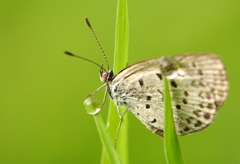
[171,54,228,135]
[108,58,165,137]
[108,54,228,137]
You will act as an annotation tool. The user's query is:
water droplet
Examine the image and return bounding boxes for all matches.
[84,97,101,115]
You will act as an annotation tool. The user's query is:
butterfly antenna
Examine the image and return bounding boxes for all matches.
[65,51,106,72]
[85,17,110,71]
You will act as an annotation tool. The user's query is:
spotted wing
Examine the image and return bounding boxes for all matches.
[109,58,165,137]
[170,54,228,135]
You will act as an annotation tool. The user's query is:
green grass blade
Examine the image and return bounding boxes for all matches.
[113,0,129,162]
[94,114,122,164]
[163,77,186,164]
[101,0,129,163]
[84,97,122,164]
[113,0,129,71]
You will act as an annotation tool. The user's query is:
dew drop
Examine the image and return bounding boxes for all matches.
[84,97,101,115]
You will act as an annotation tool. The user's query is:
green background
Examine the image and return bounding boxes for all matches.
[1,1,239,163]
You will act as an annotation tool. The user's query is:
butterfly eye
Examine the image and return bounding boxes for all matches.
[100,72,108,82]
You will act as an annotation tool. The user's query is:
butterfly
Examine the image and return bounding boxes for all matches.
[66,18,228,137]
[100,54,228,137]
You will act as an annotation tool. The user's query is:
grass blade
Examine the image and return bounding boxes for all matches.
[84,97,122,164]
[101,0,129,163]
[163,77,186,164]
[94,114,122,164]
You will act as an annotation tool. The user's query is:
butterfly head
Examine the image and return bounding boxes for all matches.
[100,68,114,83]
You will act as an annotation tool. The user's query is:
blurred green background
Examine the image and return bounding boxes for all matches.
[1,0,239,163]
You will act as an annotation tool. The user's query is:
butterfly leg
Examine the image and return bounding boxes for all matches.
[114,106,123,149]
[86,85,108,115]
[87,83,106,98]
[98,88,108,112]
[114,107,128,149]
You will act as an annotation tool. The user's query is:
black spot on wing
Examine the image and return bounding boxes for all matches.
[198,69,203,75]
[150,119,157,123]
[171,80,177,88]
[139,79,144,86]
[184,127,190,132]
[182,98,188,104]
[204,113,210,119]
[176,104,181,109]
[146,96,152,101]
[156,73,162,80]
[194,121,202,127]
[146,104,150,109]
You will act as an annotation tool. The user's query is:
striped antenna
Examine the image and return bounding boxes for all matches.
[64,51,106,72]
[85,17,110,71]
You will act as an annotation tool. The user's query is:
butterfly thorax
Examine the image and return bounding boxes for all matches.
[159,57,181,79]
